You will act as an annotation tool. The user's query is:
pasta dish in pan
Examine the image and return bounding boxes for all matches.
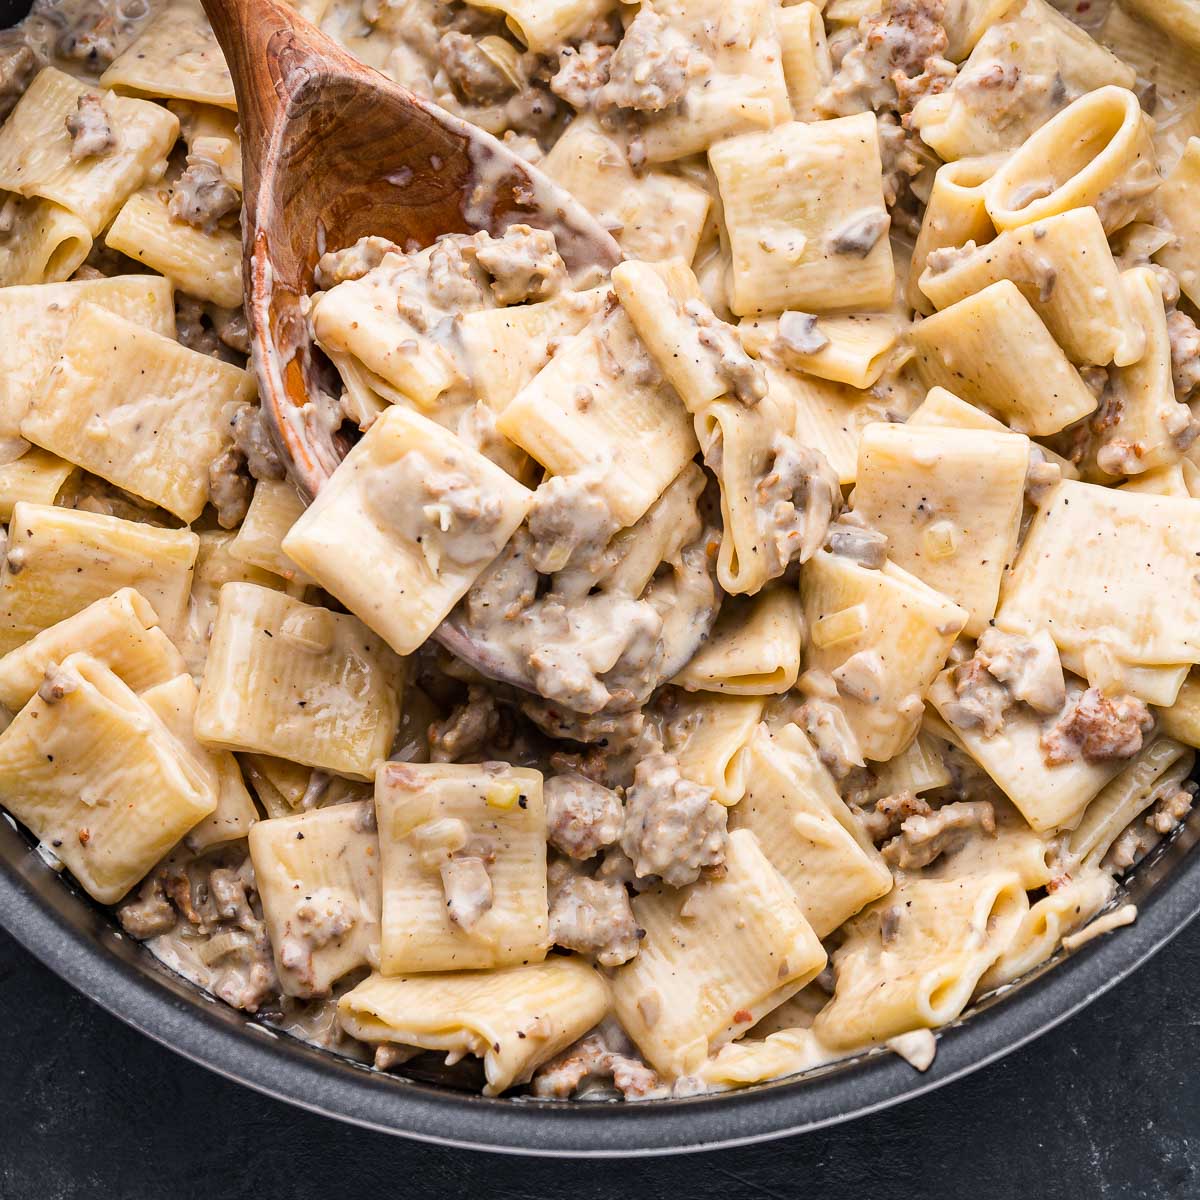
[0,0,1198,1100]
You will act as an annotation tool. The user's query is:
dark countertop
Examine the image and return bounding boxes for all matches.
[2,921,1197,1200]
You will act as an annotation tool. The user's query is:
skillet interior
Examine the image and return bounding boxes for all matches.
[2,0,1200,1154]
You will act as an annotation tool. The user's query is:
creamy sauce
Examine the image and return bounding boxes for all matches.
[0,0,1195,1104]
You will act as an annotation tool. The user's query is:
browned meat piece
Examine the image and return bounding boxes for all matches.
[975,628,1066,715]
[774,310,830,357]
[1146,784,1195,835]
[939,657,1012,737]
[752,435,840,575]
[817,0,955,117]
[876,114,925,208]
[116,873,178,939]
[527,474,618,576]
[545,771,623,859]
[852,788,932,843]
[169,155,240,233]
[230,404,285,481]
[429,685,502,763]
[833,649,886,704]
[208,445,253,528]
[549,42,612,109]
[684,299,766,406]
[276,889,359,996]
[0,41,37,121]
[1040,688,1154,766]
[620,753,726,887]
[315,235,398,287]
[474,224,567,304]
[419,236,490,313]
[1105,780,1197,871]
[525,701,646,749]
[893,52,955,110]
[438,31,521,103]
[609,1053,660,1099]
[1167,308,1200,400]
[1104,824,1152,871]
[1087,370,1123,437]
[546,721,658,793]
[65,93,114,161]
[796,697,864,780]
[209,867,257,927]
[207,398,280,527]
[440,855,494,931]
[924,241,977,277]
[529,1034,611,1098]
[212,960,276,1012]
[464,527,539,626]
[523,593,663,715]
[549,872,641,966]
[145,854,280,1012]
[175,294,223,357]
[530,1033,660,1099]
[56,16,122,70]
[883,799,996,870]
[36,663,77,705]
[599,8,691,113]
[165,869,207,927]
[595,844,639,886]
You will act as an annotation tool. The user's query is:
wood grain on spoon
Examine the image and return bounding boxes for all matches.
[200,0,622,499]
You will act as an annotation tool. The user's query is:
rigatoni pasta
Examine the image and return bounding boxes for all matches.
[849,422,1028,635]
[801,551,967,760]
[0,193,91,287]
[495,306,697,527]
[194,583,404,779]
[227,480,314,586]
[917,206,1144,367]
[0,502,198,654]
[910,280,1098,435]
[0,448,77,521]
[282,405,534,655]
[710,113,895,315]
[811,871,1028,1048]
[0,586,184,712]
[0,273,175,442]
[100,0,236,109]
[104,187,242,308]
[0,67,177,234]
[0,653,216,903]
[374,760,549,973]
[611,829,826,1077]
[249,800,382,997]
[21,303,254,521]
[730,723,892,935]
[0,0,1197,1106]
[338,957,610,1095]
[140,672,259,853]
[983,86,1158,235]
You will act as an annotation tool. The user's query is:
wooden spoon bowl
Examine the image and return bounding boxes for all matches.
[201,0,621,499]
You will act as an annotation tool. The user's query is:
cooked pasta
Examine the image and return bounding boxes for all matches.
[0,0,1196,1104]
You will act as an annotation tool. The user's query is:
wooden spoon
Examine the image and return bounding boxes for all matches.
[199,0,622,500]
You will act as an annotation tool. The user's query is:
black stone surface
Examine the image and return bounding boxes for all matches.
[2,925,1198,1198]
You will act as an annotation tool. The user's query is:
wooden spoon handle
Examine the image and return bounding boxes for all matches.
[200,0,352,204]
